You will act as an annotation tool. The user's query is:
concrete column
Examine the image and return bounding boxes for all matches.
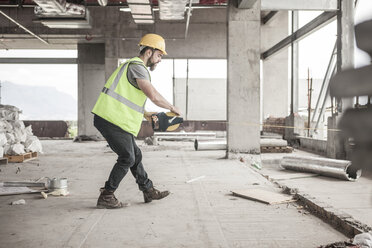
[105,39,120,80]
[227,0,261,154]
[261,11,289,119]
[336,0,355,111]
[77,43,105,137]
[292,11,299,114]
[327,0,354,158]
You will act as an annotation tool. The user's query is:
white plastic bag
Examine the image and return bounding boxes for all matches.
[3,144,10,155]
[0,104,21,120]
[13,120,25,129]
[0,120,13,132]
[9,143,25,155]
[353,232,372,248]
[6,133,15,144]
[0,120,6,132]
[13,128,27,143]
[0,132,7,146]
[25,125,33,136]
[24,136,43,153]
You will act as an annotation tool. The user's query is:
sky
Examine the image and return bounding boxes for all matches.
[0,50,78,100]
[0,0,371,119]
[298,0,372,79]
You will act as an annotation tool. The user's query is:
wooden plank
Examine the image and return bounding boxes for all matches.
[0,157,8,165]
[261,146,293,153]
[5,152,38,163]
[231,188,295,205]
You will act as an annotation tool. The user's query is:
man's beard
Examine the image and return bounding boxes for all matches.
[147,54,158,71]
[148,62,157,71]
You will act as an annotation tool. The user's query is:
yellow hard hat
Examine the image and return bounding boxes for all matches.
[139,33,167,55]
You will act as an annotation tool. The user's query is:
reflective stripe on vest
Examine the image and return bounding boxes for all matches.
[101,61,145,114]
[102,87,145,114]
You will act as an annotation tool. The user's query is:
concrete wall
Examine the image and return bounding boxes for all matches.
[98,7,227,60]
[261,11,289,119]
[299,136,327,156]
[174,78,227,120]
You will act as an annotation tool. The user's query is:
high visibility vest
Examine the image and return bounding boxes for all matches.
[92,57,150,136]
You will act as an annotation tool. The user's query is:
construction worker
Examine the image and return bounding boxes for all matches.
[92,33,181,209]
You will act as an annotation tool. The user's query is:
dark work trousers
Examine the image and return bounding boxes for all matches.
[93,114,153,192]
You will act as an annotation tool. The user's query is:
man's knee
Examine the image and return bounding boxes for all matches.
[135,148,142,162]
[117,154,135,168]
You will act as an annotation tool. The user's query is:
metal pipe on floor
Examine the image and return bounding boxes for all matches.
[260,139,287,147]
[195,138,289,151]
[280,156,362,181]
[194,139,226,151]
[1,181,46,187]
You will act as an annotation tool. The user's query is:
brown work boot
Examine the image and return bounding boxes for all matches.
[97,188,124,209]
[143,187,170,203]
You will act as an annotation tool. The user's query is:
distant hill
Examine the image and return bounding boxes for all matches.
[1,81,77,120]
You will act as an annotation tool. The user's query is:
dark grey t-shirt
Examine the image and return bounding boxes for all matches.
[127,63,150,89]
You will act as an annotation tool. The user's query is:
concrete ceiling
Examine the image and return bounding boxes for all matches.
[0,0,228,49]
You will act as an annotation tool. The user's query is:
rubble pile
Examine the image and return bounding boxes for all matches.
[0,104,42,157]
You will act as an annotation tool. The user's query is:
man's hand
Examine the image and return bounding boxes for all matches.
[170,105,182,116]
[144,111,156,122]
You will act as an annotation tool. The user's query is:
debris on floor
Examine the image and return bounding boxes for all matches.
[0,104,43,160]
[353,232,372,248]
[231,188,295,205]
[41,188,69,199]
[251,161,262,170]
[144,136,158,146]
[317,240,356,248]
[186,175,205,183]
[10,199,26,205]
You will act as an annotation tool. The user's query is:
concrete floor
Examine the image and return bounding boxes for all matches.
[261,150,372,229]
[0,140,347,248]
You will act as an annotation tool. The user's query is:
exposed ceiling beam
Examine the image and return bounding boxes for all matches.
[237,0,257,9]
[261,0,338,11]
[261,11,277,24]
[185,0,193,38]
[261,11,337,60]
[0,10,49,45]
[0,58,77,64]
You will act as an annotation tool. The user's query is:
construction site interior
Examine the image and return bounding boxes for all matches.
[0,0,371,247]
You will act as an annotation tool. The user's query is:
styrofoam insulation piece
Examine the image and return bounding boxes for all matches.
[159,0,187,20]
